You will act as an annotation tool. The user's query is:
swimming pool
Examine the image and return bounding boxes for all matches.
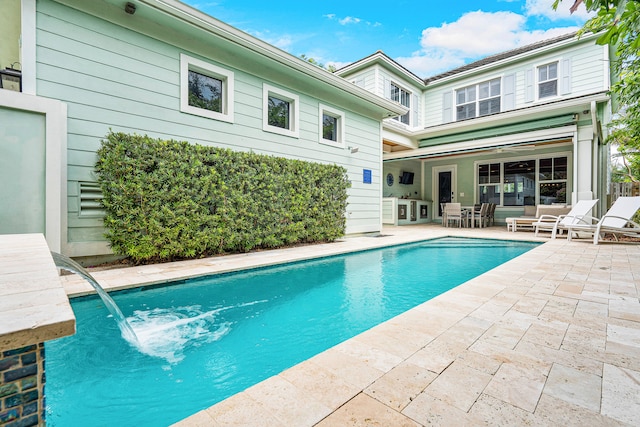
[45,237,537,426]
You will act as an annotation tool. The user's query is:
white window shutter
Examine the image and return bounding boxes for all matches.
[383,76,391,99]
[561,58,572,95]
[503,73,515,110]
[442,91,452,123]
[412,94,419,127]
[525,68,534,103]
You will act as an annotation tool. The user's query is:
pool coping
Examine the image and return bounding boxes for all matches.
[59,225,640,426]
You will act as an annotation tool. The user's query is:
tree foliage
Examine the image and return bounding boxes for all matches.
[96,132,350,263]
[554,0,640,181]
[300,54,337,72]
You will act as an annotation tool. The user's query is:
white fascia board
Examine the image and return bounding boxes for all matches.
[141,0,407,117]
[336,52,425,87]
[383,125,577,161]
[382,129,416,149]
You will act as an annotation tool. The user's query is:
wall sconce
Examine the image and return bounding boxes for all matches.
[0,63,22,92]
[348,146,359,154]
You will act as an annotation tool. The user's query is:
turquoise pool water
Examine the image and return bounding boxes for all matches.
[45,237,537,426]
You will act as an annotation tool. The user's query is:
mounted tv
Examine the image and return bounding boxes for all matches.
[400,171,414,185]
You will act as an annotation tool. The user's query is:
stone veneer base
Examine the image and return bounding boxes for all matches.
[0,344,45,427]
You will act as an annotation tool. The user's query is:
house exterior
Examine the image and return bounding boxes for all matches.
[335,33,612,226]
[0,0,405,258]
[0,1,612,259]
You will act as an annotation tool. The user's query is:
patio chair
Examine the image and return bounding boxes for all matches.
[443,203,466,228]
[471,203,490,228]
[563,196,640,244]
[486,203,497,226]
[534,199,598,238]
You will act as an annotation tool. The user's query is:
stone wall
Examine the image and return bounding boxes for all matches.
[0,344,45,426]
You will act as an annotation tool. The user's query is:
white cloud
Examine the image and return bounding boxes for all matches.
[420,11,526,56]
[525,0,594,21]
[395,9,582,78]
[249,30,294,51]
[339,16,361,25]
[325,13,381,27]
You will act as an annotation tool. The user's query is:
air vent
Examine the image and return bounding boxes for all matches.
[79,182,105,217]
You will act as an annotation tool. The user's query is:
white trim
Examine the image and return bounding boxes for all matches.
[454,75,503,121]
[318,104,345,148]
[389,80,412,126]
[141,0,406,118]
[0,91,67,253]
[21,0,36,95]
[432,165,457,219]
[179,53,234,123]
[385,125,577,161]
[262,83,300,138]
[473,151,572,206]
[534,58,562,102]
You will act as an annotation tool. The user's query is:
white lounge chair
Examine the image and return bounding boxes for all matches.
[564,196,640,244]
[534,199,598,238]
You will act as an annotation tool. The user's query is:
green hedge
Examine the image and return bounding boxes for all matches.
[96,132,350,263]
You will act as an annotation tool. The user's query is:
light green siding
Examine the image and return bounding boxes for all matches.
[36,0,384,251]
[0,107,46,234]
[422,39,608,128]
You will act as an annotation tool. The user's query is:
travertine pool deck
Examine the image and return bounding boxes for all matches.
[58,225,640,426]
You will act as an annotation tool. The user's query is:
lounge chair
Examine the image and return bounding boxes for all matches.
[563,196,640,244]
[506,205,571,232]
[534,199,598,238]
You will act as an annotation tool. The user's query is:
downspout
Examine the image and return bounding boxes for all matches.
[379,121,384,232]
[572,123,579,205]
[590,100,603,215]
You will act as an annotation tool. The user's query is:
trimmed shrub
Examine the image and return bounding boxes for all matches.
[96,132,350,263]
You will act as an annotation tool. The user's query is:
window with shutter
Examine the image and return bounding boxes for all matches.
[455,78,500,121]
[538,62,558,99]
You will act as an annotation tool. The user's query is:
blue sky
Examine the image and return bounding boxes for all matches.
[183,0,591,78]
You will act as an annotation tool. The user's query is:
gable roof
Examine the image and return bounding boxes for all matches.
[335,50,425,86]
[423,32,578,84]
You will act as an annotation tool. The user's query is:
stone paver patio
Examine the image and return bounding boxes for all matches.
[60,225,640,426]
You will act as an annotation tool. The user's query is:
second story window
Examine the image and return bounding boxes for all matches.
[390,83,410,125]
[538,62,558,99]
[456,78,501,121]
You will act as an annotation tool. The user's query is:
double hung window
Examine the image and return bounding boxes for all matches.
[390,83,411,125]
[538,62,558,99]
[456,78,500,121]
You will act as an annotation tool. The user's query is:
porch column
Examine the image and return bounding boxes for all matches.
[573,123,595,204]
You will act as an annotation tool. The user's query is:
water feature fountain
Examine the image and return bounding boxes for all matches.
[50,251,139,344]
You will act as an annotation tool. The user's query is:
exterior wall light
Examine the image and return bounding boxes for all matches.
[0,63,22,92]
